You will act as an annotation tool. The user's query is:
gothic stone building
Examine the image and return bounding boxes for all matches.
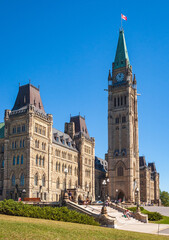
[0,84,95,202]
[107,29,160,204]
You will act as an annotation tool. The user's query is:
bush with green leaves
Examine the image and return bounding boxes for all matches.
[0,200,99,226]
[127,207,163,221]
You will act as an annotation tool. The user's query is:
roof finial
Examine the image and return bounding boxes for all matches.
[108,70,111,80]
[79,112,80,116]
[29,79,31,84]
[19,82,20,87]
[38,85,40,91]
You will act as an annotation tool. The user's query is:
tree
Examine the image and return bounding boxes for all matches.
[160,190,169,206]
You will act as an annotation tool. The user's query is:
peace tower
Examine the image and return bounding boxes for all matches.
[108,29,140,203]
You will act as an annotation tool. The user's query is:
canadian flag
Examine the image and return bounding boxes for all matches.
[121,14,127,21]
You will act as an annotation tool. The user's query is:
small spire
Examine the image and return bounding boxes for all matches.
[133,74,137,85]
[108,70,111,80]
[19,82,20,87]
[29,79,31,84]
[38,85,40,91]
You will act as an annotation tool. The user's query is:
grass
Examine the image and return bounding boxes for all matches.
[0,214,169,240]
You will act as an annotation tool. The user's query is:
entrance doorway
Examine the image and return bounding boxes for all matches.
[118,191,125,202]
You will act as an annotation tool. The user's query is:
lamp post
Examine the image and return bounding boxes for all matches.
[106,178,110,197]
[64,168,69,200]
[116,189,118,203]
[136,187,140,212]
[86,184,89,199]
[101,180,107,215]
[22,189,26,201]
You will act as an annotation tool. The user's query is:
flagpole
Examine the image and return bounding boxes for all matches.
[121,14,122,30]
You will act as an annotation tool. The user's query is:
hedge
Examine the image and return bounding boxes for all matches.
[0,199,99,226]
[127,207,163,221]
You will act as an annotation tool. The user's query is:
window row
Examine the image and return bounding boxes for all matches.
[13,155,24,165]
[56,177,78,189]
[12,124,26,134]
[115,116,126,124]
[35,140,46,150]
[35,155,45,167]
[109,95,127,107]
[54,149,78,162]
[11,173,24,186]
[34,173,46,187]
[85,169,91,178]
[85,158,91,165]
[84,145,91,154]
[56,162,78,176]
[35,124,46,136]
[12,139,25,149]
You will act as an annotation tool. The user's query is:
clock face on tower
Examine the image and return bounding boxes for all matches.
[116,73,124,82]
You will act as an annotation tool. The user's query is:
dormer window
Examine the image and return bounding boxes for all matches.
[24,96,26,104]
[62,140,65,144]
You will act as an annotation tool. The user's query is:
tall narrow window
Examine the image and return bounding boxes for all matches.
[118,166,123,176]
[20,173,24,186]
[124,96,127,105]
[114,98,116,107]
[21,155,23,164]
[13,156,15,165]
[42,175,45,187]
[122,116,126,123]
[17,156,19,165]
[121,96,123,105]
[115,117,119,124]
[34,174,38,186]
[12,174,15,186]
[42,157,45,167]
[36,155,38,166]
[39,156,41,166]
[118,97,120,106]
[23,140,25,148]
[20,140,22,148]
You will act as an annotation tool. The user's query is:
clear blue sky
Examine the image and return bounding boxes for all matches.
[0,0,168,192]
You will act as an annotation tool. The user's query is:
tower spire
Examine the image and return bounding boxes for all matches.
[113,29,130,70]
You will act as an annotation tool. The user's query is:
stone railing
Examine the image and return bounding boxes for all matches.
[110,203,148,223]
[66,200,117,228]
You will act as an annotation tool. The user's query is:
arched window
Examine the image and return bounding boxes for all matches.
[75,180,78,188]
[2,160,4,168]
[13,156,15,165]
[39,156,41,166]
[20,173,24,186]
[21,155,23,164]
[36,155,38,166]
[74,167,77,176]
[118,166,124,176]
[56,162,58,171]
[20,140,22,148]
[23,139,25,147]
[56,177,60,189]
[114,98,116,107]
[62,164,64,172]
[12,174,15,186]
[122,116,126,123]
[42,157,45,167]
[34,174,38,186]
[17,156,19,165]
[58,163,60,172]
[42,175,45,187]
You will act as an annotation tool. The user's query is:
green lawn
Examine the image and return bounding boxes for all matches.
[0,214,169,240]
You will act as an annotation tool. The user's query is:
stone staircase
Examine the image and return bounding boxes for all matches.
[66,201,145,228]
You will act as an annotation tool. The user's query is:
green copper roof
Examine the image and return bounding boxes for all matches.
[0,122,5,139]
[114,30,130,70]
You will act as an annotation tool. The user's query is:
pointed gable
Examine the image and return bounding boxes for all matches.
[114,30,130,70]
[12,84,45,113]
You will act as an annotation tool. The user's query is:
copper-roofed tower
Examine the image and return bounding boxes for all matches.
[108,29,140,203]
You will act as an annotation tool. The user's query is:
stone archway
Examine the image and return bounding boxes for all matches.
[118,191,125,202]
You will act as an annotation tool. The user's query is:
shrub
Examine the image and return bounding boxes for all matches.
[147,212,163,221]
[0,200,99,226]
[127,207,144,212]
